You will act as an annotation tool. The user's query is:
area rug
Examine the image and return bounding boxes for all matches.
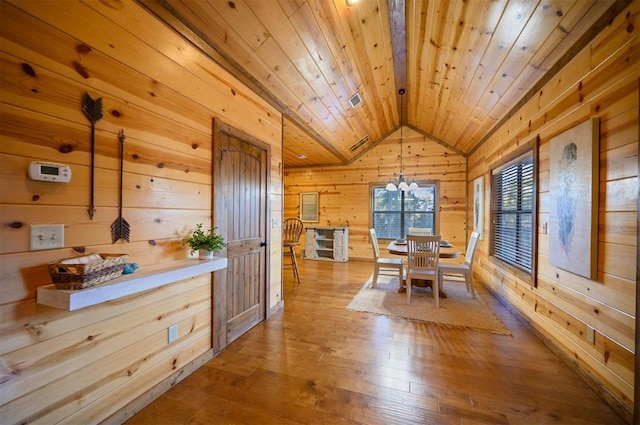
[346,274,512,335]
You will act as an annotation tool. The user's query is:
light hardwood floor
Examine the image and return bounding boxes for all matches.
[126,260,625,424]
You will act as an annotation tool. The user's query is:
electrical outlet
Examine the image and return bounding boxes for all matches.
[30,225,64,251]
[586,325,595,344]
[168,324,178,344]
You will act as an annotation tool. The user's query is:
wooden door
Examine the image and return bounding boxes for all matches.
[213,120,270,352]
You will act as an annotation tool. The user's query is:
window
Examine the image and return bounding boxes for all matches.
[299,192,319,222]
[490,151,535,273]
[371,185,437,240]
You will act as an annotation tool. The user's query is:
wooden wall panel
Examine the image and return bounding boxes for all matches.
[468,2,639,419]
[3,1,280,137]
[284,132,467,261]
[1,284,210,411]
[0,1,283,423]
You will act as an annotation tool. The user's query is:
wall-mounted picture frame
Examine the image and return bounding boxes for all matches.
[473,176,484,240]
[300,192,319,222]
[548,118,599,279]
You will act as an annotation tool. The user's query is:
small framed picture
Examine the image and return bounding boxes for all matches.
[473,176,484,240]
[300,192,319,222]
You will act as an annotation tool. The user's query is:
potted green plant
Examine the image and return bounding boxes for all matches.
[184,223,227,260]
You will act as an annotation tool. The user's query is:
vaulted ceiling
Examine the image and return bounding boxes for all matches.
[141,0,628,167]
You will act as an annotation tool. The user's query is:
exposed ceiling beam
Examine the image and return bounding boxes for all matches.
[389,0,407,125]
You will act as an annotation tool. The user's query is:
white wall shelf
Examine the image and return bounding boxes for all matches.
[37,257,227,311]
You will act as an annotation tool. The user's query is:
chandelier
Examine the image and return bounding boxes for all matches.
[386,88,418,192]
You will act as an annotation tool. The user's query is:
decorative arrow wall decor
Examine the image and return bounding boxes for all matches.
[111,129,131,243]
[81,92,103,220]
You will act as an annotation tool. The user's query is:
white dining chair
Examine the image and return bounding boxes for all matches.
[408,227,432,236]
[369,229,404,289]
[438,231,480,298]
[406,235,441,307]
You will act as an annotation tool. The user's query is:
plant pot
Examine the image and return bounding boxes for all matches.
[198,249,214,260]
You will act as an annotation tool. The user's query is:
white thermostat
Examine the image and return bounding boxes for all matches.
[28,161,72,183]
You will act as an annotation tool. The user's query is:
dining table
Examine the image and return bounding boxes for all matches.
[386,240,460,258]
[386,240,461,297]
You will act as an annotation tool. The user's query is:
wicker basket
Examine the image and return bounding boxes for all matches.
[48,253,129,290]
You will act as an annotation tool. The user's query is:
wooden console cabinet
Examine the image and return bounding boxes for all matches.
[304,226,348,262]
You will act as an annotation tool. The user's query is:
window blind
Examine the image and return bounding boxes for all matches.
[490,154,534,272]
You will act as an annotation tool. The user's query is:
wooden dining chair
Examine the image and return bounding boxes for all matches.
[369,229,404,289]
[283,218,304,284]
[438,231,480,298]
[406,235,441,307]
[408,227,432,236]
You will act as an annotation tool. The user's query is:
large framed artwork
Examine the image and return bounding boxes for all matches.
[473,176,484,240]
[548,118,599,279]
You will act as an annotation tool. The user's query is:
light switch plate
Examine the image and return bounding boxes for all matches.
[30,225,64,251]
[587,325,595,344]
[168,324,178,343]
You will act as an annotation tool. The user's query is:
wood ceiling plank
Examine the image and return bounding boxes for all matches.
[306,0,361,96]
[475,0,579,116]
[420,0,461,131]
[203,0,270,51]
[529,0,603,69]
[338,0,394,137]
[152,0,291,111]
[157,0,345,161]
[468,0,606,148]
[254,40,333,135]
[247,0,364,154]
[248,2,341,108]
[425,0,479,135]
[257,38,334,130]
[352,0,396,131]
[290,4,354,110]
[305,0,378,147]
[438,0,535,149]
[282,117,343,166]
[506,0,604,89]
[560,0,629,69]
[465,0,631,154]
[412,0,501,147]
[135,0,628,165]
[408,0,434,125]
[289,2,370,143]
[277,0,306,18]
[435,0,507,146]
[166,5,340,153]
[459,0,538,116]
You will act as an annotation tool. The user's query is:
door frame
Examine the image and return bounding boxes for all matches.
[634,80,639,425]
[212,118,271,353]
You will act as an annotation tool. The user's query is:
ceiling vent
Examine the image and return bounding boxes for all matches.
[348,92,362,108]
[350,135,369,151]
